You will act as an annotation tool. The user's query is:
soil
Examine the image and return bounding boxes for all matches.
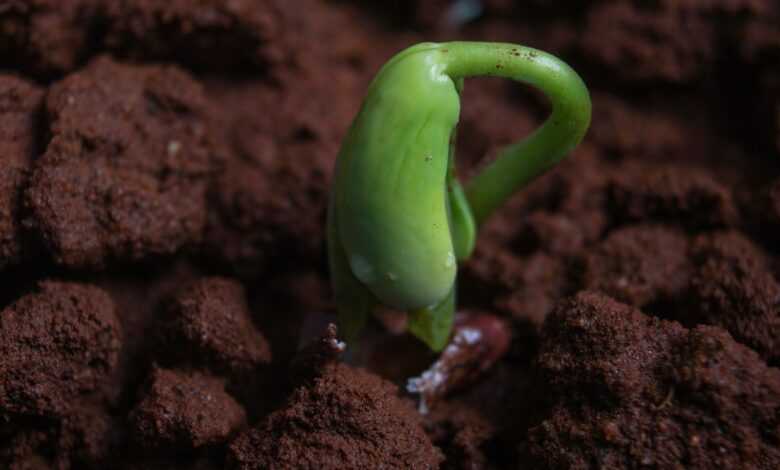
[0,1,779,469]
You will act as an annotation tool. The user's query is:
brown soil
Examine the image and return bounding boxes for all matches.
[0,1,779,469]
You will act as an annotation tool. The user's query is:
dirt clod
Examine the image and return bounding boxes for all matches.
[228,363,444,470]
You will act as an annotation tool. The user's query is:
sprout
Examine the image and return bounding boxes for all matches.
[328,41,591,350]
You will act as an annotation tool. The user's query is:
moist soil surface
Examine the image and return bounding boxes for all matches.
[1,1,780,469]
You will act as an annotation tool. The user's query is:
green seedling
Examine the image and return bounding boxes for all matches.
[328,41,591,350]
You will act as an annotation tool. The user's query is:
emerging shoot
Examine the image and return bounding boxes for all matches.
[328,41,591,350]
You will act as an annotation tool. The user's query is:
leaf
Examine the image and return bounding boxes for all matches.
[448,179,476,261]
[445,111,476,263]
[408,286,456,351]
[328,200,374,344]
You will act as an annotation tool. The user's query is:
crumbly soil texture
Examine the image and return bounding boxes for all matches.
[1,1,779,469]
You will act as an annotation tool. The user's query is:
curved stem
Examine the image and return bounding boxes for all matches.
[442,42,592,226]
